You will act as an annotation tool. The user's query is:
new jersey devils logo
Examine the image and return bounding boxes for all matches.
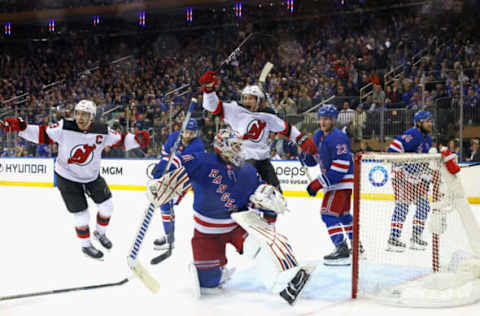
[243,119,266,143]
[68,144,96,165]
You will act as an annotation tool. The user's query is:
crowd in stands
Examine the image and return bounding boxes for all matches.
[1,3,480,161]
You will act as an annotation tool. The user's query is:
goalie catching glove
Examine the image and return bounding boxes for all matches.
[146,167,191,207]
[249,184,289,215]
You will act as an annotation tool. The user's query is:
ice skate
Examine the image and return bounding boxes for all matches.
[94,230,112,250]
[410,235,428,250]
[82,244,104,260]
[279,267,311,305]
[324,240,350,266]
[350,241,367,260]
[386,236,406,252]
[153,235,174,251]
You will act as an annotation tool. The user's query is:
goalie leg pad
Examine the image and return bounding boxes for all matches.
[231,210,299,292]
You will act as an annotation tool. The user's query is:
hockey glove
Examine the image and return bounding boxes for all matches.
[1,117,27,133]
[440,147,460,175]
[249,184,289,215]
[146,167,190,207]
[199,70,219,93]
[307,178,323,197]
[135,130,150,148]
[296,133,317,155]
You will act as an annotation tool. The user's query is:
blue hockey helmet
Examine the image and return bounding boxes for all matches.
[186,119,198,131]
[413,110,433,124]
[318,104,339,119]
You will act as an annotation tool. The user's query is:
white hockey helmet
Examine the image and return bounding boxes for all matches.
[241,85,265,110]
[74,100,96,120]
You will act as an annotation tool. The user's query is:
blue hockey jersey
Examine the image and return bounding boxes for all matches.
[178,152,261,234]
[387,127,432,153]
[302,127,353,191]
[152,130,205,178]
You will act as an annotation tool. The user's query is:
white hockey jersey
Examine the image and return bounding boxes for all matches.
[202,92,301,160]
[19,120,139,183]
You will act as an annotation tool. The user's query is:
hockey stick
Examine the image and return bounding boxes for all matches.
[169,33,256,121]
[127,98,197,283]
[0,278,129,302]
[149,98,198,265]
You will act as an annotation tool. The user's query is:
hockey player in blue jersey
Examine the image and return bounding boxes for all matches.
[151,119,205,250]
[300,105,356,266]
[145,128,313,305]
[386,110,433,251]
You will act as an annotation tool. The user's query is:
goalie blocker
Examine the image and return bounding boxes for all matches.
[146,129,314,305]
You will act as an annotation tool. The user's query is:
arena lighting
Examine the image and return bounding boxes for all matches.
[234,2,242,17]
[286,0,294,13]
[48,19,55,32]
[93,16,100,26]
[138,11,146,26]
[4,22,11,35]
[186,7,193,22]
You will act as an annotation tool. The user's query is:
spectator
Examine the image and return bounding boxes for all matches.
[337,101,355,133]
[352,104,366,141]
[467,139,480,162]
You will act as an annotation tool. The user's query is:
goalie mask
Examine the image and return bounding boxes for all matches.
[214,128,244,167]
[241,85,265,111]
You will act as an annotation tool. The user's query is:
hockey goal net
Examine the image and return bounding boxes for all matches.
[352,152,480,307]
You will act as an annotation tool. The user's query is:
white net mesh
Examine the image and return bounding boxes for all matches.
[354,153,480,307]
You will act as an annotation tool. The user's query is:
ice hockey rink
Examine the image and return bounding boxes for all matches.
[1,186,479,316]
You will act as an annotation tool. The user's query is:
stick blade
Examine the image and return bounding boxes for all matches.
[130,261,160,293]
[259,62,274,83]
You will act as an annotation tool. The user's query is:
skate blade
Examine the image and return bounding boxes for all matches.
[323,257,351,266]
[200,287,225,295]
[83,253,104,261]
[409,243,427,251]
[154,244,174,251]
[386,245,406,253]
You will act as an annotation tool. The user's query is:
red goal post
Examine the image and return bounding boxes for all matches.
[352,152,480,307]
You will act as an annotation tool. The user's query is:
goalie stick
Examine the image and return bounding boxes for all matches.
[125,99,198,288]
[147,98,198,265]
[0,278,129,302]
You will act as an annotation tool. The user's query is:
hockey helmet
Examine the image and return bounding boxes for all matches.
[74,100,96,120]
[185,119,198,131]
[413,110,433,123]
[317,104,339,119]
[213,128,244,167]
[241,85,265,110]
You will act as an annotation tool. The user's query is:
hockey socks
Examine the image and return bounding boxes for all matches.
[160,201,175,243]
[74,209,91,247]
[390,203,408,238]
[95,198,113,234]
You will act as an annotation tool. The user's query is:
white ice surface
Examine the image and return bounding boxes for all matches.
[0,186,479,316]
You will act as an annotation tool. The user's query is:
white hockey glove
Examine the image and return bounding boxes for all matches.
[249,184,289,215]
[146,167,190,207]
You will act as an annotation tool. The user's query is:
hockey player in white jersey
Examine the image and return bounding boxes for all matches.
[198,70,317,224]
[1,100,150,260]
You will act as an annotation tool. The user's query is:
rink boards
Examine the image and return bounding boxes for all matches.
[0,157,479,204]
